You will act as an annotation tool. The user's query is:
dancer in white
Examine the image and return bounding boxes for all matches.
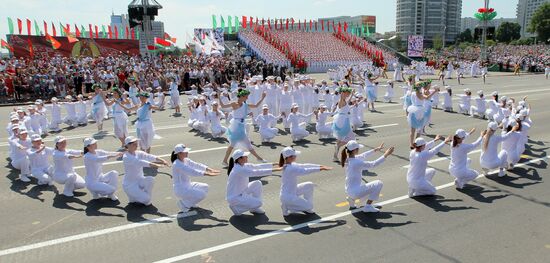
[501,119,523,170]
[90,85,107,133]
[279,147,332,215]
[407,136,451,197]
[52,136,86,196]
[457,89,472,115]
[48,97,63,132]
[83,138,122,200]
[218,89,267,166]
[169,77,181,115]
[449,128,483,189]
[470,90,486,118]
[407,81,439,147]
[341,141,394,212]
[171,144,220,214]
[27,134,54,186]
[207,101,227,138]
[105,87,130,148]
[332,86,355,161]
[480,122,518,177]
[315,104,333,139]
[287,103,313,142]
[226,149,282,216]
[255,104,280,143]
[135,93,159,153]
[10,129,31,182]
[122,136,169,206]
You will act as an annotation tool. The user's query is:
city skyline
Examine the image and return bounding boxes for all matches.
[0,0,520,48]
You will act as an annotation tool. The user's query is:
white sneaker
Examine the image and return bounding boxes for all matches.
[19,174,31,182]
[362,205,380,213]
[346,197,356,209]
[222,161,229,167]
[250,208,265,214]
[498,169,505,177]
[109,194,119,201]
[62,191,74,197]
[281,204,289,216]
[91,192,100,199]
[177,210,198,218]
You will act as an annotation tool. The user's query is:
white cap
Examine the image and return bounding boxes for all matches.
[291,103,299,109]
[518,101,526,107]
[19,128,28,134]
[345,140,364,151]
[414,137,426,147]
[464,88,471,93]
[231,149,250,160]
[51,97,58,102]
[124,136,139,146]
[491,91,498,96]
[281,147,301,158]
[262,104,269,109]
[519,109,528,117]
[320,104,327,109]
[65,95,72,100]
[488,122,498,131]
[11,125,20,131]
[455,129,467,139]
[174,144,191,154]
[10,116,18,122]
[54,136,66,144]
[31,134,42,142]
[477,90,483,95]
[83,137,97,147]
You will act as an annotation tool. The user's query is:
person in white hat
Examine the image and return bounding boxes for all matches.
[218,89,267,166]
[83,137,123,200]
[226,149,282,216]
[63,95,78,127]
[6,116,20,138]
[440,86,453,112]
[26,134,54,185]
[407,135,451,197]
[155,87,165,110]
[449,128,483,189]
[383,80,395,103]
[255,104,280,143]
[501,119,523,169]
[27,106,43,136]
[15,107,31,132]
[171,144,220,214]
[170,77,182,115]
[207,101,227,138]
[279,146,332,215]
[470,90,487,118]
[457,89,472,115]
[10,129,31,182]
[48,97,63,132]
[287,103,313,142]
[135,92,159,153]
[315,104,333,139]
[52,136,86,196]
[122,136,169,206]
[516,109,531,154]
[105,87,131,148]
[127,78,140,111]
[75,95,88,125]
[278,83,294,129]
[480,122,518,177]
[90,85,108,133]
[34,100,49,135]
[264,77,280,115]
[484,91,499,122]
[332,86,356,161]
[407,81,440,147]
[341,141,394,212]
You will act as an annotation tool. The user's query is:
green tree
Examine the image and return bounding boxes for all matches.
[389,34,403,51]
[528,2,550,42]
[495,22,521,43]
[457,29,473,43]
[432,34,443,50]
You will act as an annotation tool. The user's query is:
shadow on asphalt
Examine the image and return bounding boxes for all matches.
[457,185,509,203]
[283,213,346,235]
[124,203,169,222]
[352,211,415,229]
[178,208,229,232]
[411,195,478,212]
[229,213,286,235]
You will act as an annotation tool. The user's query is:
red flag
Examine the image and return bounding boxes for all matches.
[268,19,271,29]
[291,18,295,29]
[75,25,80,38]
[45,33,61,49]
[1,39,14,52]
[52,23,57,36]
[94,25,98,38]
[131,28,135,40]
[315,21,318,31]
[26,19,31,35]
[126,26,129,39]
[114,26,118,39]
[62,26,78,43]
[89,24,93,38]
[242,16,247,29]
[310,20,312,31]
[298,19,301,30]
[344,22,348,32]
[66,24,70,34]
[108,25,112,39]
[154,37,171,47]
[255,17,258,27]
[43,21,48,36]
[27,38,34,57]
[17,19,23,34]
[249,16,253,29]
[147,45,156,50]
[286,19,289,30]
[338,22,342,33]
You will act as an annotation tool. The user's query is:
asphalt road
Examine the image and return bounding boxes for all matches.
[0,73,548,263]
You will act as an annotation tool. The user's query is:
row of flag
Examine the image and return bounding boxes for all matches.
[212,15,372,37]
[4,17,140,40]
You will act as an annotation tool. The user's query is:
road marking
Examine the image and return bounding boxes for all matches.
[31,221,40,225]
[402,149,482,169]
[0,156,545,258]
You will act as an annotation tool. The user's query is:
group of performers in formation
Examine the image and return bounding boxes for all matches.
[5,69,534,217]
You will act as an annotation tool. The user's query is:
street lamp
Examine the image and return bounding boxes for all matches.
[481,0,489,61]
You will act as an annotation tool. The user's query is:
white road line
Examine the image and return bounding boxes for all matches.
[152,156,548,263]
[0,156,545,258]
[402,149,482,168]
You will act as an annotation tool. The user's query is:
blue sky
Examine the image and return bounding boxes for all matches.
[1,0,519,48]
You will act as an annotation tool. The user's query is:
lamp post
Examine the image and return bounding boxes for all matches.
[481,0,489,62]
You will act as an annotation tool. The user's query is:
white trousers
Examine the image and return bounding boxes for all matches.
[87,171,119,197]
[11,157,30,175]
[470,106,485,118]
[259,127,278,141]
[53,172,86,196]
[450,159,479,187]
[31,166,53,185]
[291,125,309,141]
[408,168,437,197]
[481,151,508,169]
[174,182,209,210]
[228,181,263,215]
[348,180,383,203]
[281,182,315,212]
[123,176,155,205]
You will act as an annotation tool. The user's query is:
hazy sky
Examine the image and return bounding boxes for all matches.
[1,0,519,48]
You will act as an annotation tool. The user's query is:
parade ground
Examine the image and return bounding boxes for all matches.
[1,73,549,263]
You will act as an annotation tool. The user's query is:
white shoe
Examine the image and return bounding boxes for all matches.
[62,191,74,197]
[454,179,464,189]
[346,197,356,209]
[19,174,31,182]
[250,208,265,214]
[362,205,380,213]
[109,194,119,201]
[222,161,229,167]
[91,192,100,199]
[177,210,198,218]
[281,204,289,216]
[498,169,505,177]
[229,205,242,216]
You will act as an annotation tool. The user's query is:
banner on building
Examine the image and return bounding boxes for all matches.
[7,34,139,58]
[407,35,424,57]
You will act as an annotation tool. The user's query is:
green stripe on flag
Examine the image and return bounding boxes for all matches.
[7,17,14,35]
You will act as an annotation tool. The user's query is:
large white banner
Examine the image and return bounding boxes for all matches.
[407,35,424,57]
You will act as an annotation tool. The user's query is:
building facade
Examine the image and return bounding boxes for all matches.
[461,17,518,33]
[317,15,376,35]
[516,0,549,37]
[110,13,164,55]
[396,0,462,43]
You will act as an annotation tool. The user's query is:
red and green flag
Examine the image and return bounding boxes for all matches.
[154,37,172,48]
[1,39,14,52]
[45,33,61,49]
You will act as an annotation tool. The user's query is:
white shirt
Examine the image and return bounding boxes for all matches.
[27,146,54,169]
[84,150,114,183]
[280,163,320,196]
[122,151,157,186]
[53,149,82,175]
[10,138,31,160]
[345,150,385,194]
[407,140,446,182]
[172,158,207,189]
[449,135,482,171]
[226,163,273,203]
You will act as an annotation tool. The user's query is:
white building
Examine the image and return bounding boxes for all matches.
[516,0,550,37]
[110,13,130,39]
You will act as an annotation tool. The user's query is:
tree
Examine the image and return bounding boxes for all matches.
[495,22,521,43]
[457,29,473,43]
[388,34,403,51]
[528,2,550,42]
[432,34,443,50]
